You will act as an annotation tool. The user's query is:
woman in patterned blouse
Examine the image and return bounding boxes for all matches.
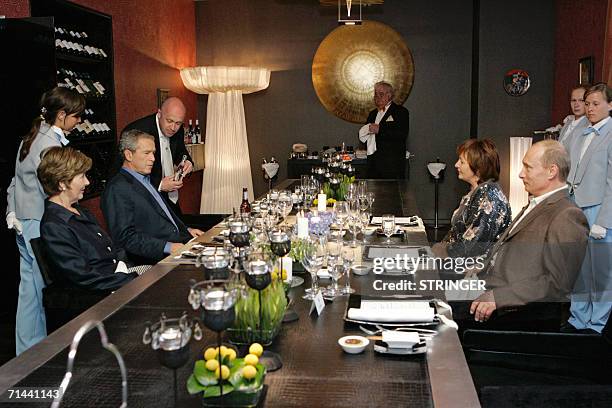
[432,139,511,259]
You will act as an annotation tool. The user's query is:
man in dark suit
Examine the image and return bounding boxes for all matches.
[359,81,409,179]
[102,129,203,265]
[468,140,589,326]
[122,97,193,216]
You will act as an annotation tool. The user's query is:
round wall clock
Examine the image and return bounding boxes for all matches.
[503,69,530,97]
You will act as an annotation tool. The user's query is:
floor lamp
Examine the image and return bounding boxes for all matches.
[180,66,270,214]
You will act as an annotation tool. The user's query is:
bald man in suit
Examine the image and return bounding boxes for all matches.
[467,141,589,327]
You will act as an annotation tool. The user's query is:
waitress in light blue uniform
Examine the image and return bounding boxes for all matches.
[6,87,85,354]
[563,83,612,333]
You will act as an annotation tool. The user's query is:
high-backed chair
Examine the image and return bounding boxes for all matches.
[462,316,612,405]
[30,237,111,333]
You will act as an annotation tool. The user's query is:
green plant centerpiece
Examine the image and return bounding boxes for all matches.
[313,174,355,206]
[228,273,287,345]
[187,344,266,401]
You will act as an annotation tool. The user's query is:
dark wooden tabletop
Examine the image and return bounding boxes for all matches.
[0,180,480,407]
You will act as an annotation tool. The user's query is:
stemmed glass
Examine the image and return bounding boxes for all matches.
[323,241,343,298]
[348,200,362,248]
[357,180,368,201]
[301,234,327,300]
[345,183,357,205]
[278,194,293,219]
[366,192,375,213]
[360,210,371,244]
[382,214,395,244]
[341,246,356,294]
[333,201,349,242]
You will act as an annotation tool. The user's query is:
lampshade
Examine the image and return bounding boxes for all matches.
[180,66,270,95]
[509,137,532,218]
[180,66,271,214]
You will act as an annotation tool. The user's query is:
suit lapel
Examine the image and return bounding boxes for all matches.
[505,190,566,239]
[380,103,395,124]
[120,170,175,225]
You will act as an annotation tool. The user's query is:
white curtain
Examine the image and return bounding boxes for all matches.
[180,67,270,214]
[509,137,532,219]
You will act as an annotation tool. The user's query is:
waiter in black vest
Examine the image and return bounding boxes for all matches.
[359,81,409,179]
[122,97,193,216]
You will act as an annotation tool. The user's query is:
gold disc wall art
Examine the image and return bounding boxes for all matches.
[312,20,414,123]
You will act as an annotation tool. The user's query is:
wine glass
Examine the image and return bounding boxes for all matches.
[357,180,368,201]
[366,192,375,213]
[382,214,395,244]
[323,241,343,298]
[345,183,357,204]
[360,210,371,244]
[278,194,293,219]
[341,246,356,295]
[333,201,349,241]
[301,234,327,300]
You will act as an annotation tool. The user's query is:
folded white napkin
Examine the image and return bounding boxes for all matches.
[358,124,377,155]
[382,331,420,348]
[347,301,435,323]
[371,216,419,225]
[386,115,394,122]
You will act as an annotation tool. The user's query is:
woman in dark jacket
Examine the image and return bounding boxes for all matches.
[433,139,512,259]
[38,146,139,291]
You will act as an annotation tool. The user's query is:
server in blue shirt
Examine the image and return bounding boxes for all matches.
[102,129,203,265]
[6,87,85,355]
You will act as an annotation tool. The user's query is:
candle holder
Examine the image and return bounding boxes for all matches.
[143,312,202,406]
[196,249,231,280]
[188,279,246,403]
[269,228,298,323]
[244,255,283,371]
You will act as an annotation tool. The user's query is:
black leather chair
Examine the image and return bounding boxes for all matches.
[30,237,111,333]
[462,315,612,406]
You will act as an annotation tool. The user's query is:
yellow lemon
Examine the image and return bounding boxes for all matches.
[205,359,219,372]
[220,345,229,356]
[242,365,257,380]
[249,343,264,357]
[244,353,259,366]
[281,270,288,281]
[271,271,278,281]
[226,348,237,361]
[204,347,218,361]
[215,365,230,380]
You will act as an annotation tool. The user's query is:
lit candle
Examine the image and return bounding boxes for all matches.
[297,212,309,238]
[317,191,327,212]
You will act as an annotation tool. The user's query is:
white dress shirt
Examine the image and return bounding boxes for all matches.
[156,114,178,203]
[510,185,568,233]
[358,102,391,156]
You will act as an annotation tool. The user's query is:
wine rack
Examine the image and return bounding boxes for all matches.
[31,0,116,199]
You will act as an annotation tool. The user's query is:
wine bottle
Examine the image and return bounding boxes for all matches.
[240,188,251,214]
[187,119,193,145]
[194,119,201,144]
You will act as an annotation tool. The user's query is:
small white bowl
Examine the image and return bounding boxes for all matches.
[351,265,370,276]
[338,335,370,354]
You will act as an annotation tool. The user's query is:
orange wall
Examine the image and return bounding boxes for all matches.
[0,0,201,216]
[551,0,608,124]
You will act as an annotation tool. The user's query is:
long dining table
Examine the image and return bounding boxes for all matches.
[0,179,480,407]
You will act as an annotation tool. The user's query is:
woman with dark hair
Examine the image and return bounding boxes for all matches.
[432,139,511,260]
[564,82,612,333]
[38,147,138,292]
[6,87,85,355]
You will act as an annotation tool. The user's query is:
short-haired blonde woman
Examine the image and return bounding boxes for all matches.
[432,139,511,259]
[38,146,138,292]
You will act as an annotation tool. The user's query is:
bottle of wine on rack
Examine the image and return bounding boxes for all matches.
[194,119,201,144]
